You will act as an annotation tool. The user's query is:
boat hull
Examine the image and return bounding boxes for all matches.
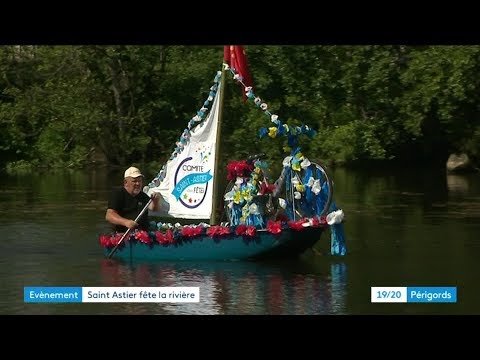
[104,227,324,261]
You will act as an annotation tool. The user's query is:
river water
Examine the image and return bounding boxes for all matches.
[1,166,479,315]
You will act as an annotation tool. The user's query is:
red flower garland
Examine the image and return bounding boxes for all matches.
[267,220,282,234]
[288,220,308,231]
[99,216,327,248]
[155,231,166,244]
[234,224,256,237]
[235,224,247,236]
[181,227,195,237]
[135,230,152,244]
[164,230,174,244]
[111,233,124,245]
[245,226,256,237]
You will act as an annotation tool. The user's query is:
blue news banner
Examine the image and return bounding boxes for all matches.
[371,287,457,303]
[24,287,200,303]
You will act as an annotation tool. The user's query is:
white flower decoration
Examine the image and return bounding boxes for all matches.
[326,209,344,225]
[306,177,315,187]
[224,189,235,201]
[249,203,260,215]
[301,157,311,169]
[234,177,244,187]
[282,156,293,167]
[302,219,312,227]
[311,179,321,195]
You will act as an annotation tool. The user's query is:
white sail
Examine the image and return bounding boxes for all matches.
[147,78,222,220]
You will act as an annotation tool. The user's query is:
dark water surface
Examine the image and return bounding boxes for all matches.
[1,167,479,315]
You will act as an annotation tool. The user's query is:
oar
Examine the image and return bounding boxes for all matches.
[107,197,153,259]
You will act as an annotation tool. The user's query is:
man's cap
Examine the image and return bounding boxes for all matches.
[124,166,144,179]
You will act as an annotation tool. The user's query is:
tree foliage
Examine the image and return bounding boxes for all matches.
[1,45,480,172]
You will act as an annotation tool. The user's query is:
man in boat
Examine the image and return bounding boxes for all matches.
[105,166,160,233]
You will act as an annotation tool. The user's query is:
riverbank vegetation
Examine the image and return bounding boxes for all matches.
[1,45,479,173]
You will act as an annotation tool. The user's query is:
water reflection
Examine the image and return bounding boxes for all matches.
[447,174,470,193]
[100,259,348,315]
[5,166,479,315]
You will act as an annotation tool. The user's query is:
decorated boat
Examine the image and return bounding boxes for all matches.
[100,46,347,261]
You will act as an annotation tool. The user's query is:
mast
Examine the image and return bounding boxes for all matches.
[210,63,226,225]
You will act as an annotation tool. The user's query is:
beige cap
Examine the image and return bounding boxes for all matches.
[124,166,144,179]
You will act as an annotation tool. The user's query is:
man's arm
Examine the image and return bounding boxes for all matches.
[148,192,161,211]
[106,209,137,229]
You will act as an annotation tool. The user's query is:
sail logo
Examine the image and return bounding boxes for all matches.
[173,157,213,208]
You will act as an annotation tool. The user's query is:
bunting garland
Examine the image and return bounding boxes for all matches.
[224,63,316,155]
[145,71,222,189]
